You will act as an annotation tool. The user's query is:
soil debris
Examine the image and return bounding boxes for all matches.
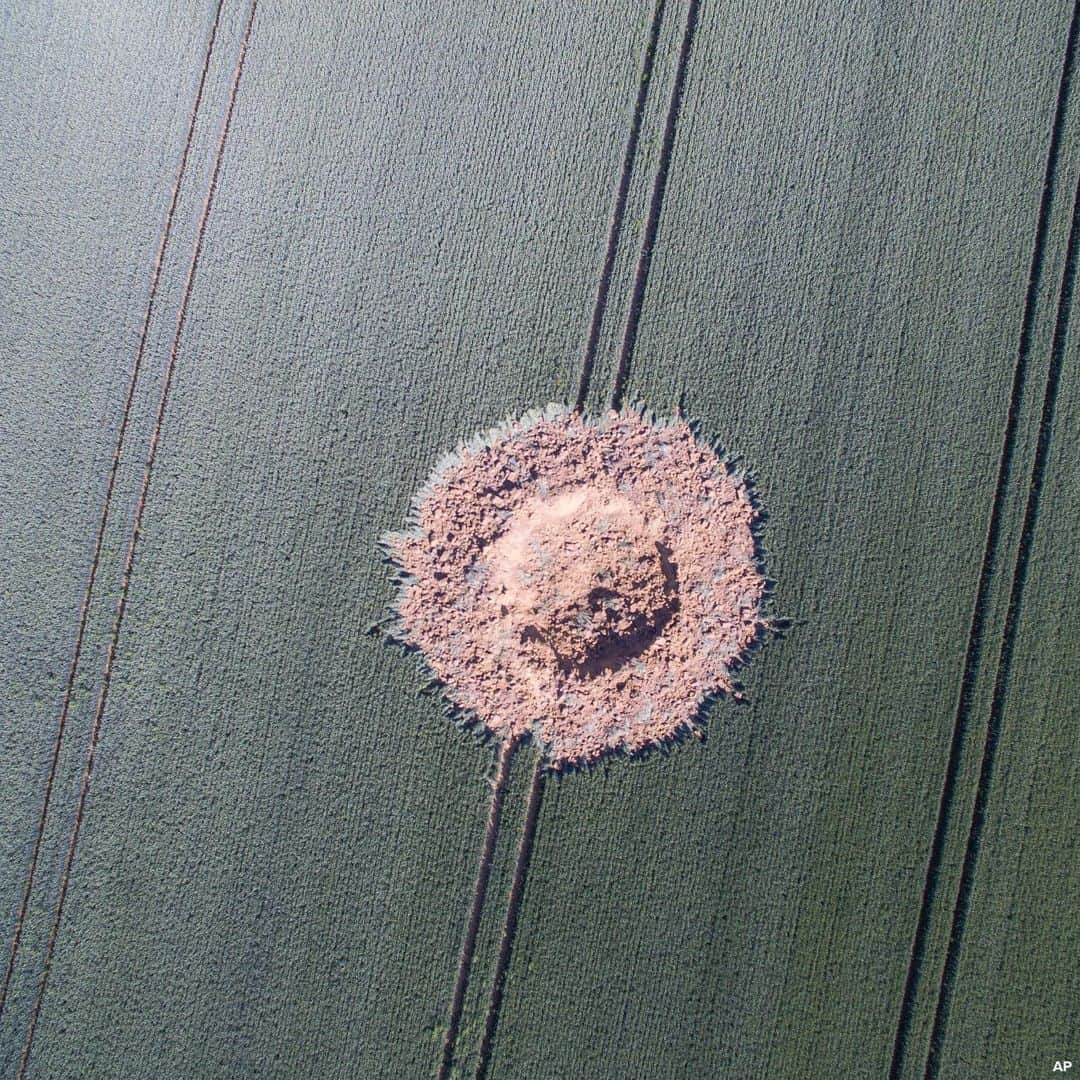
[386,407,767,768]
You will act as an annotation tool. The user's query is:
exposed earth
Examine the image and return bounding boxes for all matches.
[387,407,767,767]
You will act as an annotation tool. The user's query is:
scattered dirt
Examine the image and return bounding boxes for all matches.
[386,407,767,768]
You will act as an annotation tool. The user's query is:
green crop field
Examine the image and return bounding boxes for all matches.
[1,1,1076,1078]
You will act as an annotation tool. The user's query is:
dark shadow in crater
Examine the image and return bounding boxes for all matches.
[555,539,681,679]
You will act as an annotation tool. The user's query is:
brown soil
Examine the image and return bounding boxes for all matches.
[386,407,767,768]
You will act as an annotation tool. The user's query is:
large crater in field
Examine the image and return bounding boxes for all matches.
[386,407,767,768]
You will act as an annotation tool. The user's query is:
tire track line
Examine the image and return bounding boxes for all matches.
[0,0,228,1022]
[438,739,516,1080]
[575,0,668,412]
[474,759,546,1080]
[435,6,679,1073]
[17,2,259,1071]
[888,4,1080,1073]
[467,5,704,1074]
[610,0,702,410]
[924,168,1080,1080]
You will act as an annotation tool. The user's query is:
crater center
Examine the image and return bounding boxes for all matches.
[486,486,677,669]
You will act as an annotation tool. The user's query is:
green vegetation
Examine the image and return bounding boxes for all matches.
[1,0,1075,1077]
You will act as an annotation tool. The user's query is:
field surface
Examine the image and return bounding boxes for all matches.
[1,1,1076,1077]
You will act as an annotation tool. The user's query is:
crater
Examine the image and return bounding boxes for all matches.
[386,407,768,767]
[484,487,678,672]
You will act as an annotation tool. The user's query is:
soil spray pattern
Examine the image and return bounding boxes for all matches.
[386,406,768,768]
